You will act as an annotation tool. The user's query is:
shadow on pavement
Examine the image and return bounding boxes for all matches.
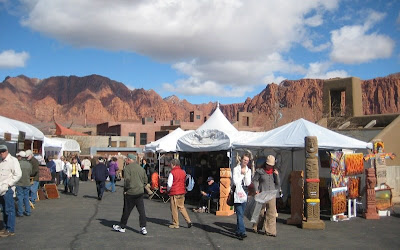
[147,217,171,227]
[83,195,98,199]
[213,222,240,239]
[97,218,140,234]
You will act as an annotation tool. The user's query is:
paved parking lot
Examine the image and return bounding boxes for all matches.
[1,181,400,249]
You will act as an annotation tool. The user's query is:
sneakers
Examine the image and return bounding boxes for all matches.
[141,227,147,235]
[168,224,179,229]
[187,222,192,228]
[193,208,205,213]
[112,224,126,233]
[0,231,15,237]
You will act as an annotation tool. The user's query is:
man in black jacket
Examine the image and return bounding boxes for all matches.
[91,157,109,200]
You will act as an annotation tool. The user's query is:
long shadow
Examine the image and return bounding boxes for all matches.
[213,221,241,239]
[146,217,171,227]
[97,218,139,233]
[83,195,98,199]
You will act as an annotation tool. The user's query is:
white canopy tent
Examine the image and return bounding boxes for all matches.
[233,118,371,150]
[144,128,193,153]
[0,115,44,141]
[177,105,239,152]
[232,118,371,202]
[42,137,81,158]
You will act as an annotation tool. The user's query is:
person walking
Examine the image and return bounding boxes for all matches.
[15,151,33,217]
[81,156,91,181]
[68,157,81,196]
[0,145,22,237]
[62,157,72,193]
[105,157,119,192]
[252,155,280,237]
[167,159,192,229]
[232,153,252,240]
[113,154,148,235]
[91,157,109,200]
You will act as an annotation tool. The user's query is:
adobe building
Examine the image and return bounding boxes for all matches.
[320,76,400,200]
[96,110,207,148]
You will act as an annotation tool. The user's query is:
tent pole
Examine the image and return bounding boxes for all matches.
[158,152,161,176]
[292,148,294,171]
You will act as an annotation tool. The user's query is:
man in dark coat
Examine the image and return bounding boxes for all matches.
[91,157,109,200]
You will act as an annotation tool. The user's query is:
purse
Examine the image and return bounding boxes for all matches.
[226,185,235,206]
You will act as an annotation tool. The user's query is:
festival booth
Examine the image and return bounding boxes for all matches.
[144,128,193,176]
[232,118,372,224]
[0,115,44,155]
[42,136,81,159]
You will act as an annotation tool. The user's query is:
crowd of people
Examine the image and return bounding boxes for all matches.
[1,146,281,241]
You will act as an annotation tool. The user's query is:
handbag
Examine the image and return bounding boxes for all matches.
[226,185,235,206]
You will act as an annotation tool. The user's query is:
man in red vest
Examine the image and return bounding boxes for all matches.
[167,159,192,229]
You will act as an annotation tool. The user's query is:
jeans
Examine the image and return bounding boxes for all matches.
[96,181,106,199]
[16,186,31,216]
[234,202,247,235]
[30,181,39,203]
[64,177,70,192]
[106,175,116,192]
[120,194,146,229]
[0,187,16,232]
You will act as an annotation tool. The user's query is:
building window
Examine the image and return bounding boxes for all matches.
[119,141,127,147]
[129,132,136,145]
[140,133,147,145]
[196,115,201,119]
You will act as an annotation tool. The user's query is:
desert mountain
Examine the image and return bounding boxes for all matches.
[0,73,399,132]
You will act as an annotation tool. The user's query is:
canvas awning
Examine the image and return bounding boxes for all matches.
[0,115,44,141]
[144,128,193,153]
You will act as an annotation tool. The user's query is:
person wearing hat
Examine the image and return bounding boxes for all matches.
[167,158,192,229]
[113,154,148,235]
[252,155,281,237]
[0,145,22,237]
[91,157,109,200]
[15,151,33,217]
[193,176,219,213]
[25,150,40,204]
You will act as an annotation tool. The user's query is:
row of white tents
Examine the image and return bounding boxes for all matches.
[0,115,80,157]
[145,106,371,154]
[144,106,371,201]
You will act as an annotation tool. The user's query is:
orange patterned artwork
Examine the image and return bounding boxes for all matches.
[345,153,364,176]
[332,191,347,215]
[348,177,360,199]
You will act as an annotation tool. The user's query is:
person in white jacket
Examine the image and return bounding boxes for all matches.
[0,144,22,237]
[232,153,252,240]
[62,158,72,193]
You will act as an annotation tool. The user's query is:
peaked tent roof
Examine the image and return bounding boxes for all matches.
[55,122,87,136]
[176,106,238,152]
[233,118,371,150]
[0,115,44,141]
[144,128,193,153]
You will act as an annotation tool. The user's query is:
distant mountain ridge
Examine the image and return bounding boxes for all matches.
[0,73,399,132]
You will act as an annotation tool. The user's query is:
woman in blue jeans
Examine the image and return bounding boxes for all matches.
[106,157,119,192]
[232,153,252,240]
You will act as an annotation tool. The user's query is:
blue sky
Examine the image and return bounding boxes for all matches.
[0,0,399,104]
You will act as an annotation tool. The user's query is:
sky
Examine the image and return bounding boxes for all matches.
[0,0,399,104]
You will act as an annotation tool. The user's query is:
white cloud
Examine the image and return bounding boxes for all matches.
[305,61,348,79]
[0,50,29,68]
[304,14,323,27]
[330,10,394,64]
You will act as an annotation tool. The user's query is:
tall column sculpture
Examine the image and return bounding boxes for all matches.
[286,171,304,225]
[302,136,325,229]
[363,168,380,219]
[216,168,235,216]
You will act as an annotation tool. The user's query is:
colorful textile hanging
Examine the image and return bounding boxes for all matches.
[344,153,364,176]
[347,177,360,199]
[330,152,346,188]
[332,190,347,215]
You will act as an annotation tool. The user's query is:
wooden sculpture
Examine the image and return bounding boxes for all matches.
[216,168,234,216]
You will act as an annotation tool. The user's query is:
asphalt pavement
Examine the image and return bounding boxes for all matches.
[1,181,400,249]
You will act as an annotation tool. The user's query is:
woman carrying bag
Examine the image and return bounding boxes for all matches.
[252,155,280,237]
[232,153,252,240]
